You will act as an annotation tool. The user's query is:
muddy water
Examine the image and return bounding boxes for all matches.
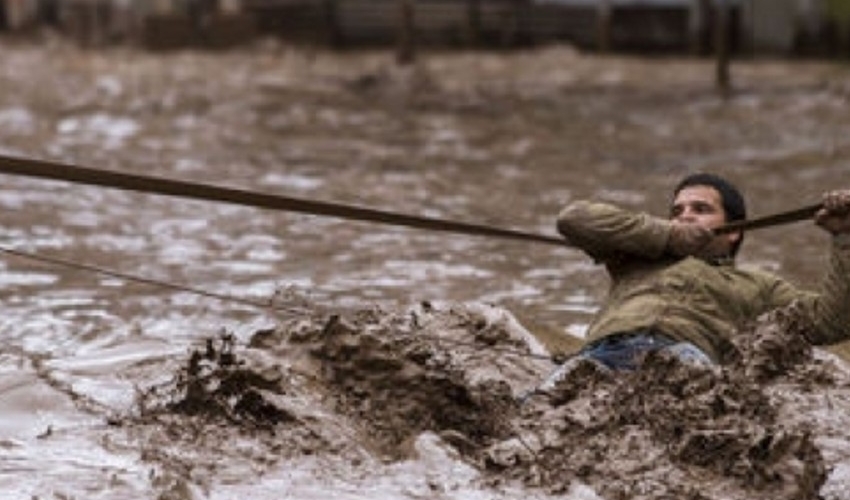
[1,36,850,499]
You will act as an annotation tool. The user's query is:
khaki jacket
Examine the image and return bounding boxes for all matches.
[557,201,850,362]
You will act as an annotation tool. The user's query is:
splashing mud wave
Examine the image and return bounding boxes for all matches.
[117,302,850,499]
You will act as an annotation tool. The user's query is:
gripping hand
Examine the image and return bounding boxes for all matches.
[816,190,850,235]
[667,222,714,257]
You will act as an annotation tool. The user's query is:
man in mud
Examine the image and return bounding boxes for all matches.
[554,173,850,371]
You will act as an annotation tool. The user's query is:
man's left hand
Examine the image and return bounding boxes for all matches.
[815,190,850,235]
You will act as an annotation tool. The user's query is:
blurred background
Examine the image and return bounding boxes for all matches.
[0,0,849,57]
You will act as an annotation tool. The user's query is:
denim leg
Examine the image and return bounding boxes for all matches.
[520,336,713,402]
[582,335,673,371]
[659,342,714,366]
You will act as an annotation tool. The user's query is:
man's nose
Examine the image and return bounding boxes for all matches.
[676,207,697,222]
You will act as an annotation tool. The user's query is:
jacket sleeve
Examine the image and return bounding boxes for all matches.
[763,238,850,346]
[556,200,672,262]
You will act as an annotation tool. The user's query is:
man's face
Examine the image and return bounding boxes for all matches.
[670,185,741,258]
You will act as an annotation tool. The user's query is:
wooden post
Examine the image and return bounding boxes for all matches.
[597,0,611,53]
[323,0,340,47]
[466,0,481,47]
[826,0,850,57]
[397,0,416,65]
[501,0,530,47]
[715,0,731,95]
[517,0,532,46]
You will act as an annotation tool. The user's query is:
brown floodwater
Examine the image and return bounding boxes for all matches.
[1,36,850,499]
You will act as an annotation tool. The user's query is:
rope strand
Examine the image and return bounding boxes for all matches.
[0,245,553,361]
[0,154,566,246]
[0,245,281,311]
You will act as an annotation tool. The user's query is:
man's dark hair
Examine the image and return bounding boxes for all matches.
[673,173,747,257]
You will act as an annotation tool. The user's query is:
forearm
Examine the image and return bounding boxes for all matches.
[796,190,850,344]
[556,201,671,262]
[804,237,850,345]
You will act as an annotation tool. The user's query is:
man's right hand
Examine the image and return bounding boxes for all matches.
[816,190,850,235]
[667,221,714,257]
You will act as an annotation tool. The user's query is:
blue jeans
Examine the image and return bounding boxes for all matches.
[524,330,714,401]
[580,330,713,371]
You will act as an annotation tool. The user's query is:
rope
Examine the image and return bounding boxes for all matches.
[0,245,554,362]
[0,245,282,312]
[0,154,564,360]
[714,203,822,234]
[0,154,567,246]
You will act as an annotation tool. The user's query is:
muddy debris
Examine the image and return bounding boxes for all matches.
[125,302,850,499]
[306,310,521,459]
[483,305,831,500]
[136,333,296,432]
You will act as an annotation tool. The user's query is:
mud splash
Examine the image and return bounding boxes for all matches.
[137,333,296,430]
[493,306,830,500]
[124,302,850,499]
